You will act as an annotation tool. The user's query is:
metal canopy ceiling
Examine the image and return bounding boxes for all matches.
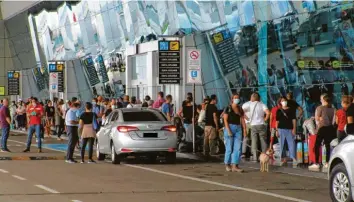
[28,1,80,16]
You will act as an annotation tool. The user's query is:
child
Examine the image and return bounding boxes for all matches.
[336,95,351,143]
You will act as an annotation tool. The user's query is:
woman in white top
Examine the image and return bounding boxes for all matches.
[197,104,206,129]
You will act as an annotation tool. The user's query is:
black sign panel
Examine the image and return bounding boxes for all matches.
[211,29,241,75]
[49,62,65,92]
[97,55,109,83]
[83,56,100,86]
[32,67,46,91]
[7,71,20,95]
[158,40,181,84]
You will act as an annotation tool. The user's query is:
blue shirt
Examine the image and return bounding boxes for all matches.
[161,103,170,115]
[65,108,79,126]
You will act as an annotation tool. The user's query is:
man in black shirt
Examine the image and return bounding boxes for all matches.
[286,92,303,119]
[346,96,354,135]
[204,94,219,156]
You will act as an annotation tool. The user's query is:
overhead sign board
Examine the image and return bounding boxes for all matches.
[48,61,65,92]
[158,40,181,84]
[32,67,46,91]
[187,49,202,84]
[96,55,109,83]
[0,86,5,96]
[83,56,100,86]
[211,29,241,75]
[7,71,20,95]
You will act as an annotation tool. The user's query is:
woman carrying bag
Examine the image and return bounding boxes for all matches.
[79,102,98,164]
[223,93,247,172]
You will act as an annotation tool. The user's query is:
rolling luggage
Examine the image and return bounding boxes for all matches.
[296,133,308,166]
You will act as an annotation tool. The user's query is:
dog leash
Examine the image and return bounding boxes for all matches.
[243,142,273,158]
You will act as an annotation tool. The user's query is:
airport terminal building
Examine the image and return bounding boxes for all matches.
[0,0,353,117]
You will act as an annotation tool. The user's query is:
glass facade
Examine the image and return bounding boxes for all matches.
[18,0,354,116]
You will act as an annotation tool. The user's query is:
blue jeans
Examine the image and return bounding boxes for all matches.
[279,129,295,159]
[26,125,41,149]
[1,126,10,150]
[66,126,79,160]
[224,124,242,165]
[183,123,190,131]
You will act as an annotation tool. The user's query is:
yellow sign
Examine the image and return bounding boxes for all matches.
[14,72,19,78]
[298,60,305,69]
[170,41,180,51]
[332,60,340,69]
[57,64,63,71]
[0,86,4,96]
[213,33,224,44]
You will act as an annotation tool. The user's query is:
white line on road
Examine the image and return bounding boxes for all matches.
[125,164,311,202]
[0,169,9,173]
[12,175,26,181]
[35,185,60,194]
[72,200,83,202]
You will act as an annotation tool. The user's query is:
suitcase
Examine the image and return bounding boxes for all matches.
[308,134,321,164]
[296,133,309,166]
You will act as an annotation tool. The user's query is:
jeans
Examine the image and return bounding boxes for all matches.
[251,124,267,161]
[81,137,94,160]
[1,126,10,150]
[183,123,190,131]
[66,126,79,160]
[279,129,295,159]
[224,124,242,165]
[26,125,41,149]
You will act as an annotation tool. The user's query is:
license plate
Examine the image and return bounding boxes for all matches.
[143,133,158,138]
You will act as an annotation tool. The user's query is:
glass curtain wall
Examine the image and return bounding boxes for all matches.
[26,0,354,116]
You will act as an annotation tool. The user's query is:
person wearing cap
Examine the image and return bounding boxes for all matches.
[23,97,44,153]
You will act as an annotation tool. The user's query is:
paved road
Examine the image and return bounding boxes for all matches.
[0,158,329,202]
[0,134,330,202]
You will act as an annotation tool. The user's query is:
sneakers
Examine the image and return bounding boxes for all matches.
[80,160,85,164]
[23,148,30,153]
[323,163,329,169]
[226,165,232,172]
[1,149,11,153]
[88,159,96,164]
[65,159,77,164]
[308,164,320,171]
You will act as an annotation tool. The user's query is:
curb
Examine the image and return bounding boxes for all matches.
[0,156,66,161]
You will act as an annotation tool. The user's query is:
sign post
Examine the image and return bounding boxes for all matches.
[158,40,181,84]
[7,71,20,96]
[187,49,202,153]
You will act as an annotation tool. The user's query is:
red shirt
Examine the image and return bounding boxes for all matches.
[336,109,347,131]
[270,106,279,129]
[27,105,43,125]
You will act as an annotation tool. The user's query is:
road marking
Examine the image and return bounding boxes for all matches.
[35,185,60,194]
[0,169,9,173]
[125,164,311,202]
[72,200,83,202]
[12,175,26,180]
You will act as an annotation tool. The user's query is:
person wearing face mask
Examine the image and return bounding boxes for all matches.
[23,97,44,153]
[223,93,247,172]
[276,97,297,166]
[309,94,336,171]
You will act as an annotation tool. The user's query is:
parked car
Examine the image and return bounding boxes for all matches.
[96,108,177,164]
[328,134,354,202]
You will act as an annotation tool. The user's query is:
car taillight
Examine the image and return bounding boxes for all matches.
[161,125,176,132]
[117,126,139,133]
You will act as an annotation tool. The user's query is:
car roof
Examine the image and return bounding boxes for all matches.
[118,108,160,113]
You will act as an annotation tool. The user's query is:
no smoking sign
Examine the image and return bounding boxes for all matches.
[188,49,201,70]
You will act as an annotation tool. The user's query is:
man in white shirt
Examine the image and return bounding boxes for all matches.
[242,92,270,161]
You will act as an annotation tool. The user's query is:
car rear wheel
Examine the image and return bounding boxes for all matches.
[330,163,353,202]
[96,143,105,161]
[166,152,176,164]
[111,144,121,165]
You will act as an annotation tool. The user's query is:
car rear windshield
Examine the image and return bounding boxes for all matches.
[123,111,167,122]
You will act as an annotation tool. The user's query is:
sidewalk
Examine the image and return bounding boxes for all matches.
[177,152,328,180]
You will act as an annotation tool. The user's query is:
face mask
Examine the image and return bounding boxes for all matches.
[281,101,287,107]
[233,99,240,105]
[112,105,117,109]
[92,102,96,105]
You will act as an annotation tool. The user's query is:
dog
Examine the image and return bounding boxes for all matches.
[259,149,274,172]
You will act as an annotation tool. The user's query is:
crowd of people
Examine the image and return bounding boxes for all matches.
[0,90,353,170]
